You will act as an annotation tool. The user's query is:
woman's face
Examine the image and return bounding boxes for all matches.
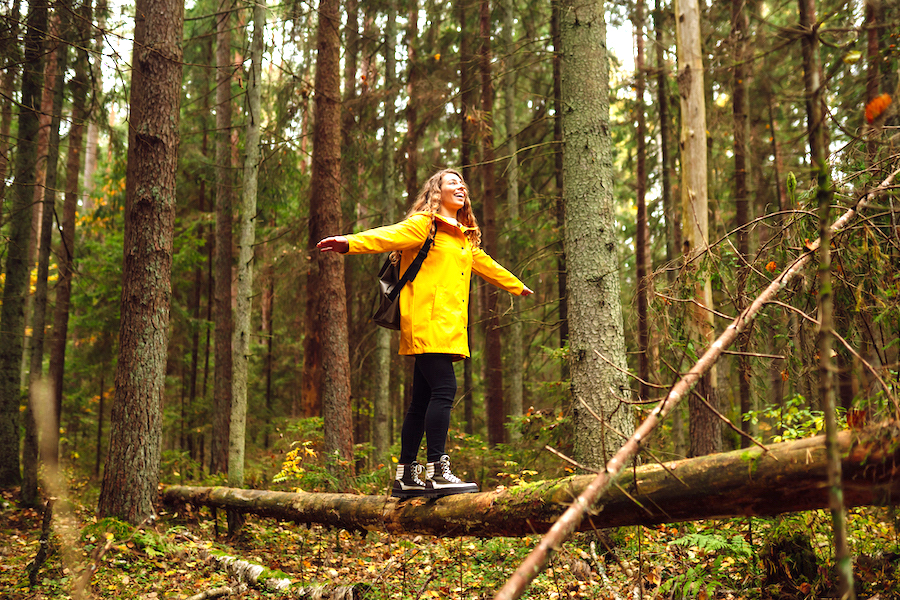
[438,172,467,218]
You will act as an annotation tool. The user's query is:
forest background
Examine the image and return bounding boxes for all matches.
[0,0,899,596]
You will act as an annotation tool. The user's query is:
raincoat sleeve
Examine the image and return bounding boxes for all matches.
[345,214,432,254]
[472,247,526,295]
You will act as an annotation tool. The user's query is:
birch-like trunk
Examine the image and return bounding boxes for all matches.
[675,0,719,457]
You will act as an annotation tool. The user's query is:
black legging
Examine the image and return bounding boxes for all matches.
[399,353,458,464]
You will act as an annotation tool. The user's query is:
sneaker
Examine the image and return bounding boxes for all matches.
[391,462,436,499]
[426,455,479,496]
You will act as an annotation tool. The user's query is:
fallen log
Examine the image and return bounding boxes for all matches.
[161,422,899,537]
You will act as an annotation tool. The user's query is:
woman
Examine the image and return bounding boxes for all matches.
[317,169,533,498]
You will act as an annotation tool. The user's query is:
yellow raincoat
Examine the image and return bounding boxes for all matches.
[346,213,526,359]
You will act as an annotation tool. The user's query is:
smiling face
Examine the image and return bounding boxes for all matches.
[438,172,468,218]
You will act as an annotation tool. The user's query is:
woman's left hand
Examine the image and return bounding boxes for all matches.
[521,286,534,296]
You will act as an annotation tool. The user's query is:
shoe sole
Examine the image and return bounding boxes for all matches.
[391,489,439,499]
[432,487,479,497]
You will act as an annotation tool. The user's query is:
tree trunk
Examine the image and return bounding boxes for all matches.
[800,0,854,593]
[309,0,353,473]
[501,0,523,440]
[23,5,69,507]
[675,0,719,457]
[211,1,234,475]
[372,0,396,467]
[162,422,900,538]
[0,0,22,211]
[48,0,90,469]
[80,0,106,214]
[404,0,420,204]
[230,0,265,492]
[634,0,650,401]
[654,0,676,282]
[458,0,477,435]
[480,0,505,447]
[560,0,632,469]
[0,0,46,489]
[732,0,753,448]
[551,0,568,381]
[97,0,184,523]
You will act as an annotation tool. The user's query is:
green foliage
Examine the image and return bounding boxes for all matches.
[745,393,846,443]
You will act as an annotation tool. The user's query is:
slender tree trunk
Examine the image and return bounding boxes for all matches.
[560,0,632,468]
[49,0,90,469]
[501,0,523,440]
[230,0,265,493]
[634,0,650,401]
[0,0,21,211]
[654,0,683,455]
[0,0,46,489]
[800,0,854,594]
[80,0,106,213]
[309,0,353,474]
[211,1,235,474]
[480,0,505,447]
[94,374,104,477]
[551,0,568,381]
[675,0,719,457]
[655,0,676,280]
[458,0,477,434]
[373,0,396,465]
[23,7,69,507]
[732,0,752,448]
[97,0,184,523]
[404,0,421,204]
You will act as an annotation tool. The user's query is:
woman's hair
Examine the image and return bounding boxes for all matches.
[406,168,482,248]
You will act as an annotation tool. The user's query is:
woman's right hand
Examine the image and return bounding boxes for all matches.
[316,236,349,253]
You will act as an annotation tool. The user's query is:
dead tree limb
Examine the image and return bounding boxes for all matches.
[492,167,900,600]
[162,423,899,537]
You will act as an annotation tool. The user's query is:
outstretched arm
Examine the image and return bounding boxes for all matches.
[316,236,350,253]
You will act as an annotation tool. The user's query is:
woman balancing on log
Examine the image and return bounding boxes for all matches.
[317,168,533,499]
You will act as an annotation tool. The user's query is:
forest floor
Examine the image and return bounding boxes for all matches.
[1,484,899,599]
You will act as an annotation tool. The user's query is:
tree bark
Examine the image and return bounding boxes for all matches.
[97,0,184,523]
[211,0,235,475]
[634,0,650,402]
[23,2,69,507]
[480,0,505,447]
[560,0,632,469]
[0,0,21,210]
[373,0,396,466]
[501,0,523,440]
[308,0,353,471]
[551,0,568,380]
[230,0,265,492]
[163,422,900,538]
[732,0,752,448]
[458,0,478,435]
[48,0,91,472]
[0,0,46,489]
[675,0,719,457]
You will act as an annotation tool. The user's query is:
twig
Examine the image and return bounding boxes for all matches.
[831,329,900,419]
[544,445,600,474]
[654,292,736,321]
[721,349,785,360]
[26,499,54,587]
[493,167,900,600]
[594,349,667,390]
[689,389,774,457]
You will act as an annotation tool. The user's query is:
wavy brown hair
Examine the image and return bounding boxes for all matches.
[406,168,482,248]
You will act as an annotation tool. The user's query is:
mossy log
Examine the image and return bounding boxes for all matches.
[161,422,899,538]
